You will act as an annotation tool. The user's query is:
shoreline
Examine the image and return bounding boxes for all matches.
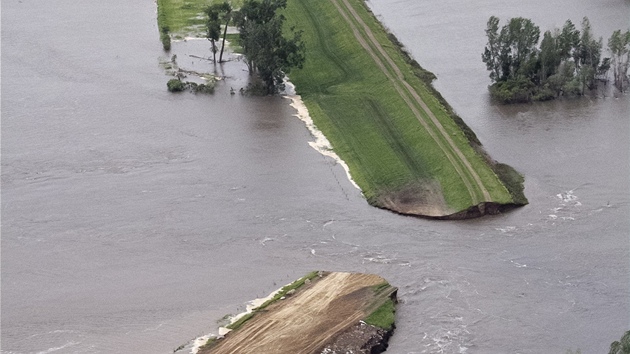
[155,0,527,218]
[283,84,362,192]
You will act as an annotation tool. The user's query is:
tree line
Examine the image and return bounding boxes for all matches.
[205,0,305,95]
[482,16,630,103]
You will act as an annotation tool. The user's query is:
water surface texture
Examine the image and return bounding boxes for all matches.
[2,0,629,353]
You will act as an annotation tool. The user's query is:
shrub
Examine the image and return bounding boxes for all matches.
[532,87,556,101]
[489,78,535,103]
[166,80,215,94]
[364,299,396,330]
[167,79,185,92]
[244,80,268,96]
[562,78,582,96]
[192,83,214,94]
[161,32,171,51]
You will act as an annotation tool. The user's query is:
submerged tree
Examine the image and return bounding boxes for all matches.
[538,30,561,82]
[206,2,235,63]
[608,29,630,91]
[217,2,233,63]
[482,16,540,83]
[481,15,622,103]
[482,16,503,82]
[576,17,603,92]
[235,0,305,94]
[206,5,222,62]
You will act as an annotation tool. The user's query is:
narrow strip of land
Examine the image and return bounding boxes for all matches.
[202,272,396,354]
[155,0,527,217]
[330,0,491,204]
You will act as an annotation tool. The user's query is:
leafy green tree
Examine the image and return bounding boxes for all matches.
[206,5,222,63]
[481,17,540,82]
[576,17,603,91]
[608,29,630,91]
[482,16,540,102]
[558,20,580,62]
[236,0,305,94]
[505,17,540,79]
[481,15,621,102]
[217,2,233,63]
[482,16,502,82]
[539,30,561,82]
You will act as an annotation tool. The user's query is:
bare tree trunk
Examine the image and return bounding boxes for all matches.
[219,18,230,63]
[211,39,217,63]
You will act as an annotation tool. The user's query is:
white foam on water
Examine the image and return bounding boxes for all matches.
[190,334,213,354]
[189,283,289,353]
[283,81,361,191]
[35,341,79,354]
[557,190,578,203]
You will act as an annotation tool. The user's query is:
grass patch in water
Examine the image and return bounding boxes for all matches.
[198,336,218,351]
[156,0,244,38]
[364,298,396,331]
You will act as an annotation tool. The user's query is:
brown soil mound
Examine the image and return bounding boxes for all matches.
[374,180,522,219]
[375,179,454,217]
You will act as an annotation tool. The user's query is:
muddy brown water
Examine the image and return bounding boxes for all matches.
[2,0,628,353]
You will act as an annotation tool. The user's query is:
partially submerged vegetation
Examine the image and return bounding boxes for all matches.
[156,0,230,39]
[160,55,217,93]
[157,0,305,94]
[364,298,396,330]
[154,0,526,217]
[482,16,630,103]
[610,330,630,354]
[234,0,305,94]
[167,78,215,93]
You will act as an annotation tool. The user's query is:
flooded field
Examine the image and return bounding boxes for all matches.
[2,0,628,353]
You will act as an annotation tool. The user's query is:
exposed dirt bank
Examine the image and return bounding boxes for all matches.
[198,272,397,354]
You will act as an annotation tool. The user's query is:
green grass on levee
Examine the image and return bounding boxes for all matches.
[155,0,518,212]
[283,0,515,211]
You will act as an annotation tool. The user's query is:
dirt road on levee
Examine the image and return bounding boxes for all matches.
[201,272,396,354]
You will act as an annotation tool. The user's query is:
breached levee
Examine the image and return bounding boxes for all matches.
[154,0,527,219]
[284,0,528,219]
[188,272,397,354]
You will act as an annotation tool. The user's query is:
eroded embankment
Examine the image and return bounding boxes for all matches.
[195,272,397,354]
[284,0,527,218]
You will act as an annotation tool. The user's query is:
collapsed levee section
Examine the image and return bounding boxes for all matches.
[194,272,397,354]
[374,179,455,218]
[321,287,398,354]
[372,179,524,219]
[281,0,527,219]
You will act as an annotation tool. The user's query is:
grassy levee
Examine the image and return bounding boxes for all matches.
[284,0,525,216]
[153,0,527,216]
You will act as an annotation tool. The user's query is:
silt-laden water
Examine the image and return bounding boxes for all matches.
[2,0,628,353]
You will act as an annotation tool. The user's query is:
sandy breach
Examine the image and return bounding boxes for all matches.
[198,272,397,354]
[186,286,287,354]
[283,82,361,191]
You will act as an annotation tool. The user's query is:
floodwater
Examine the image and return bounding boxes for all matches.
[1,0,628,353]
